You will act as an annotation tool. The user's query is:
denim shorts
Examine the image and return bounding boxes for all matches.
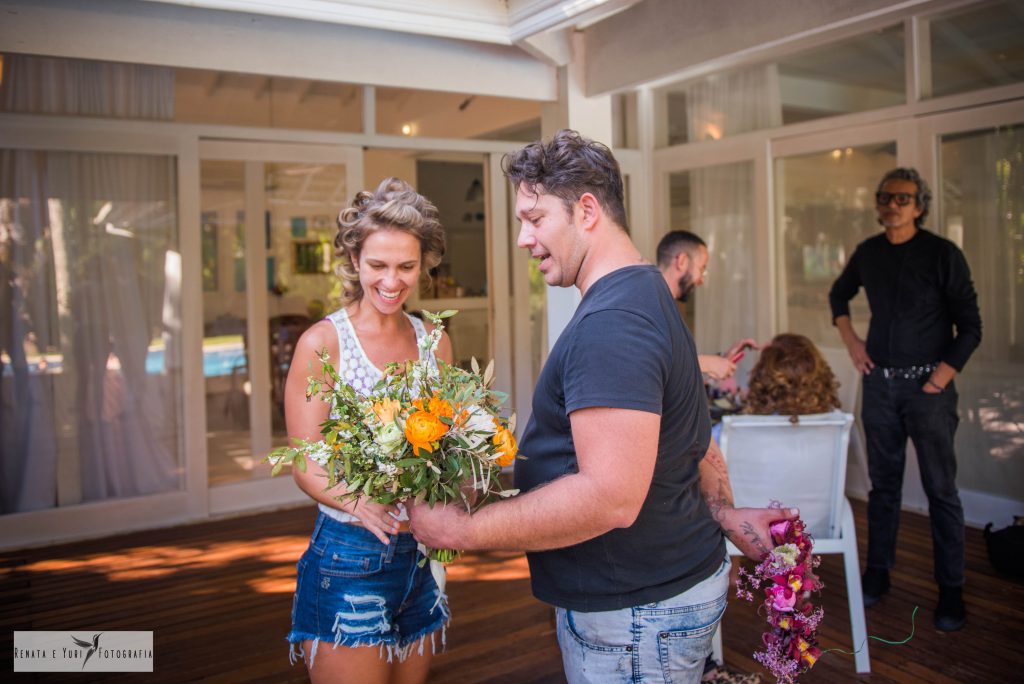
[287,511,449,666]
[556,555,730,684]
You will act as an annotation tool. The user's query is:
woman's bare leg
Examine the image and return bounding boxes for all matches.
[303,639,392,684]
[390,647,433,684]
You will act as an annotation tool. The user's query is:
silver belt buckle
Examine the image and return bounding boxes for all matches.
[882,367,893,379]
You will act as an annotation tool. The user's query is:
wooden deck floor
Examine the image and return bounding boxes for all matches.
[2,500,1021,683]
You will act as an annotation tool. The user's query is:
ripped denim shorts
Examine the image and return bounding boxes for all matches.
[287,511,449,667]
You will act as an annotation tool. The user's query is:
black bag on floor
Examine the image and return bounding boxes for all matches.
[984,517,1024,581]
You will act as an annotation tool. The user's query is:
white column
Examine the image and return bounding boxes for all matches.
[540,32,614,351]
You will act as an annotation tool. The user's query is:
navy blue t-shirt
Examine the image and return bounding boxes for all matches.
[514,265,723,611]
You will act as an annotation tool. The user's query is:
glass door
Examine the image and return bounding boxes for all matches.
[198,141,361,511]
[405,158,491,368]
[922,105,1024,512]
[773,141,898,344]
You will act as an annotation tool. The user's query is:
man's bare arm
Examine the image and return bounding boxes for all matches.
[699,438,798,561]
[408,407,660,552]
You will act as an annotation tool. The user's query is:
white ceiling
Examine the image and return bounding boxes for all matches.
[138,0,644,45]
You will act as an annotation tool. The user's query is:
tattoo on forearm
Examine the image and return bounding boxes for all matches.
[740,521,768,554]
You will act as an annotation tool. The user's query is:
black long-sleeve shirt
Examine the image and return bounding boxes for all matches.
[829,229,982,371]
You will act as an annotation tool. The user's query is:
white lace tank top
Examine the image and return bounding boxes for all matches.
[318,308,431,524]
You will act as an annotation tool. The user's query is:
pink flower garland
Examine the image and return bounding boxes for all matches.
[735,516,824,684]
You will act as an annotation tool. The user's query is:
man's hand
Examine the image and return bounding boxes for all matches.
[407,499,469,550]
[699,353,736,380]
[845,336,875,374]
[716,506,800,561]
[923,361,957,394]
[835,315,874,374]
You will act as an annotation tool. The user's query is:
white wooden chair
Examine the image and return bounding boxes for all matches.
[819,346,871,497]
[710,411,870,674]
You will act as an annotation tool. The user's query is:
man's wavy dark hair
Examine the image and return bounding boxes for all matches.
[877,167,932,229]
[501,129,628,231]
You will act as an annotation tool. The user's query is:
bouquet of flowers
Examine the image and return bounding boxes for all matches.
[266,310,519,565]
[735,509,824,684]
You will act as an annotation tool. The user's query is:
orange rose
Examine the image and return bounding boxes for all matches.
[372,397,401,424]
[404,410,449,454]
[492,426,517,467]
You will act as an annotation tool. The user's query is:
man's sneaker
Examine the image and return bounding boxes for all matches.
[934,586,966,632]
[861,567,890,607]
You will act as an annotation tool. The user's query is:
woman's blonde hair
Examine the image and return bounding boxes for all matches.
[745,333,841,420]
[334,177,445,305]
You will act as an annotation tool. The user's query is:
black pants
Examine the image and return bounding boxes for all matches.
[861,369,965,588]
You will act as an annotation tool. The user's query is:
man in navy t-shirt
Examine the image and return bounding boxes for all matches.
[409,130,793,683]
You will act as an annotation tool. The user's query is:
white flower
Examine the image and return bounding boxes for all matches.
[305,440,334,467]
[773,543,800,568]
[460,404,498,449]
[375,421,405,454]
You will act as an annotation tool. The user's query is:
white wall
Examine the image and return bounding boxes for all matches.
[583,0,920,95]
[0,0,557,101]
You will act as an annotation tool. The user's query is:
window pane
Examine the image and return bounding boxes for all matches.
[928,0,1024,99]
[658,25,904,146]
[0,53,174,119]
[376,87,541,141]
[938,123,1023,499]
[1,149,182,513]
[414,160,489,368]
[202,160,348,486]
[665,162,758,362]
[201,160,251,487]
[774,142,897,346]
[265,162,347,449]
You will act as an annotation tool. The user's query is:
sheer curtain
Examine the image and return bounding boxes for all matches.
[684,65,782,359]
[1,54,174,118]
[0,55,180,514]
[1,150,182,512]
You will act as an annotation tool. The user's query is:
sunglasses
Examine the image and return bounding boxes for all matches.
[875,191,915,207]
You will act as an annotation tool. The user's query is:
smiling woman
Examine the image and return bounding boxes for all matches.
[281,177,454,683]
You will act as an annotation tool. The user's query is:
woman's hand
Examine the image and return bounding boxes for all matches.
[724,338,759,361]
[341,497,402,545]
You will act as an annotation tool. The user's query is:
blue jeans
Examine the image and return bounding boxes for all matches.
[862,370,965,587]
[556,556,730,684]
[287,512,449,666]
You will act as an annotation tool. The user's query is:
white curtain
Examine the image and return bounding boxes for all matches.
[1,54,174,119]
[1,150,182,512]
[685,65,782,362]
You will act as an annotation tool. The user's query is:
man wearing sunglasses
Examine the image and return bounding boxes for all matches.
[829,168,981,632]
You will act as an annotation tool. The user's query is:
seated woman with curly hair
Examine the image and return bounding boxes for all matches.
[745,333,841,420]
